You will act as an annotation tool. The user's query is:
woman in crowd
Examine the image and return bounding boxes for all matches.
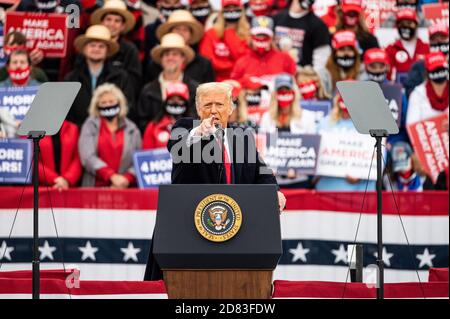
[39,121,82,189]
[259,73,316,188]
[142,82,191,149]
[315,93,375,191]
[79,83,141,188]
[0,49,42,88]
[407,52,448,126]
[199,0,250,81]
[334,0,379,56]
[296,65,331,101]
[320,30,362,95]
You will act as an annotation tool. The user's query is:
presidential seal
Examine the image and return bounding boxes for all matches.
[194,194,243,242]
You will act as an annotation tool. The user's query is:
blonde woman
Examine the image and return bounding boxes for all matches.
[79,83,141,188]
[199,0,250,81]
[296,65,332,101]
[259,74,316,134]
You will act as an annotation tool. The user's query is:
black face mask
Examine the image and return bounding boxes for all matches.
[223,10,242,23]
[35,0,59,12]
[190,5,211,23]
[165,103,187,116]
[300,0,314,10]
[398,27,416,41]
[99,104,121,121]
[160,6,182,19]
[430,42,450,56]
[335,55,356,69]
[429,67,449,84]
[367,71,387,83]
[396,1,417,11]
[245,93,261,106]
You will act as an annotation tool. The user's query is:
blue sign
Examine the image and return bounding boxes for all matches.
[0,138,32,184]
[300,100,332,127]
[381,82,403,126]
[0,86,39,121]
[133,148,172,189]
[0,25,6,68]
[264,133,321,175]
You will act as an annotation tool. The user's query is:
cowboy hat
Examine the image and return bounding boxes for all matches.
[156,10,204,45]
[90,0,136,34]
[74,25,119,57]
[151,33,195,65]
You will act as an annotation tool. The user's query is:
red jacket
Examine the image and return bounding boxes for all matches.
[386,38,429,78]
[230,49,297,81]
[38,121,82,186]
[142,115,173,150]
[199,28,249,81]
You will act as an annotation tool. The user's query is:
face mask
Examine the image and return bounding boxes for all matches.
[165,102,187,116]
[250,2,269,16]
[398,27,416,41]
[367,70,387,83]
[160,6,181,19]
[299,80,318,100]
[277,89,295,108]
[299,0,314,10]
[8,66,30,86]
[223,10,242,23]
[429,67,449,84]
[251,35,272,55]
[190,5,211,23]
[98,104,121,121]
[396,1,417,11]
[245,92,261,106]
[344,13,359,27]
[430,42,449,56]
[35,0,59,12]
[335,55,356,69]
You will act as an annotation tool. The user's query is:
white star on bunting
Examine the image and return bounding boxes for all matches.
[39,240,57,261]
[289,242,310,263]
[78,241,99,261]
[373,247,394,267]
[120,242,141,262]
[0,241,14,261]
[331,244,348,264]
[416,248,436,268]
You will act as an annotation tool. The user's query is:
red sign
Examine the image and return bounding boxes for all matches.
[4,12,68,58]
[363,0,397,30]
[407,114,449,183]
[422,2,449,26]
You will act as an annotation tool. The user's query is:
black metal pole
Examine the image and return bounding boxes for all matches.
[32,137,40,300]
[376,136,384,299]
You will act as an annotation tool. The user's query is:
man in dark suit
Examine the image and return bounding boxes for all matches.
[144,82,286,280]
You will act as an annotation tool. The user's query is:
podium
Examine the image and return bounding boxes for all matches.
[153,184,282,299]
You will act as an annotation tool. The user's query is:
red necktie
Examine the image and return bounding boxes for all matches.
[217,138,232,184]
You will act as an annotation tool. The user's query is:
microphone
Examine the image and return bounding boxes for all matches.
[214,122,224,138]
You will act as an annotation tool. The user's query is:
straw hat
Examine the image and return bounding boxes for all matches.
[151,33,195,65]
[156,10,204,45]
[90,0,136,34]
[74,25,119,57]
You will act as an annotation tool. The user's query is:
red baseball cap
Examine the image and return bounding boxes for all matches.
[429,24,449,38]
[341,0,362,13]
[396,9,418,23]
[332,30,357,50]
[165,82,189,101]
[425,52,447,72]
[364,48,389,65]
[222,0,241,7]
[240,75,266,90]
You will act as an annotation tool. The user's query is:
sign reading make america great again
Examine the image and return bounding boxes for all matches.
[5,12,68,57]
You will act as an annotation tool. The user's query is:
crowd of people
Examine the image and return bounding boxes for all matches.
[0,0,448,191]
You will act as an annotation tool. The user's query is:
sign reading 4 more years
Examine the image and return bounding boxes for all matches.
[0,138,32,184]
[133,148,172,189]
[0,86,39,121]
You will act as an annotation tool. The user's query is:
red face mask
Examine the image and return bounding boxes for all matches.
[250,1,270,16]
[299,80,318,100]
[344,13,359,27]
[277,89,295,109]
[8,66,31,86]
[252,35,272,55]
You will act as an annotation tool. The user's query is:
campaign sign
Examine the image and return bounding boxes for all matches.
[381,82,403,126]
[0,86,39,121]
[133,148,172,189]
[422,3,449,27]
[300,100,332,127]
[407,114,449,184]
[5,12,68,57]
[316,131,381,180]
[0,138,32,184]
[262,132,321,175]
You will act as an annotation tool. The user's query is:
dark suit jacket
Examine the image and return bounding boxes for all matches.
[167,117,278,186]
